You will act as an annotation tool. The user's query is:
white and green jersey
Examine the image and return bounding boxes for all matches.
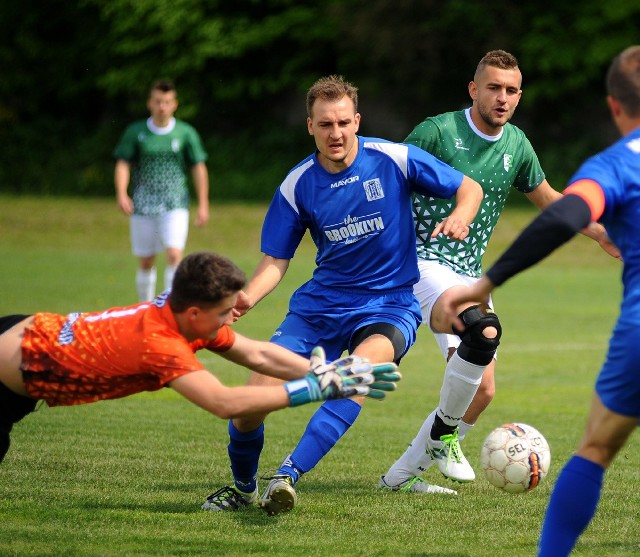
[410,108,545,277]
[113,117,208,216]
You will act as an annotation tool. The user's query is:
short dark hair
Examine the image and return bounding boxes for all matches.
[475,50,520,80]
[149,79,176,96]
[168,252,246,313]
[306,75,358,117]
[607,46,640,118]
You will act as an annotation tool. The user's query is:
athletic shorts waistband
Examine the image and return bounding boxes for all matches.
[313,282,414,296]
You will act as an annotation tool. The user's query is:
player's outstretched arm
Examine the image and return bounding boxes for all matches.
[169,347,400,419]
[439,279,495,333]
[170,370,293,419]
[221,333,312,381]
[525,180,620,260]
[440,193,596,334]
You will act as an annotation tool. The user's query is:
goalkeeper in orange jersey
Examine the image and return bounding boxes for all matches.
[0,251,399,469]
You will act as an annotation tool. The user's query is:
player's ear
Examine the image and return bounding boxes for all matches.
[186,306,201,321]
[607,95,622,117]
[468,81,478,101]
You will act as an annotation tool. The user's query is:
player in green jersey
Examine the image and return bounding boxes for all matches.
[379,50,620,491]
[114,80,210,301]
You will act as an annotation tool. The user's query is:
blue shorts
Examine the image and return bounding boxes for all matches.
[269,280,422,361]
[597,319,640,418]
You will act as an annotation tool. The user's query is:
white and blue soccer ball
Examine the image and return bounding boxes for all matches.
[480,423,551,494]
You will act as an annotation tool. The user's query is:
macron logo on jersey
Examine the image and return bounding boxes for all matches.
[324,212,385,245]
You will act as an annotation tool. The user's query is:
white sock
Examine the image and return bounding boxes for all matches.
[164,265,177,292]
[383,353,486,486]
[458,420,474,441]
[136,267,156,301]
[436,351,485,427]
[383,410,437,485]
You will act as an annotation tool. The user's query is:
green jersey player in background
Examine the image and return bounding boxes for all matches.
[380,50,620,492]
[114,80,210,302]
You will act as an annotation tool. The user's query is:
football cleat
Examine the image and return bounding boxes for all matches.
[425,430,476,483]
[378,475,457,494]
[201,485,257,511]
[258,474,297,516]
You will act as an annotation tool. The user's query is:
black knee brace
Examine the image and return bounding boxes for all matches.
[453,304,502,366]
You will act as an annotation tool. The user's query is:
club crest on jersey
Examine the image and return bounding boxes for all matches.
[363,178,384,201]
[454,138,469,151]
[503,154,513,171]
[323,212,385,245]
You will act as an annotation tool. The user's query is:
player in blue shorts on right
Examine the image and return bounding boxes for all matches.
[438,45,640,557]
[201,74,484,514]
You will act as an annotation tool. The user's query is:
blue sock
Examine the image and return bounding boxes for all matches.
[227,422,264,494]
[538,455,604,557]
[278,398,362,484]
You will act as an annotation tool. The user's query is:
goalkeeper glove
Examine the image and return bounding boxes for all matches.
[284,346,401,407]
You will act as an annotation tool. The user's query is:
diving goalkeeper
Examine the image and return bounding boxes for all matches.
[0,251,399,467]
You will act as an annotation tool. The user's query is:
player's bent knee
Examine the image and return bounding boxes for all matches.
[349,322,406,363]
[232,415,267,432]
[454,305,502,366]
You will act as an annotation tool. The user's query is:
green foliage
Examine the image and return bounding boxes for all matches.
[86,0,338,114]
[0,197,638,557]
[1,2,640,197]
[520,2,640,102]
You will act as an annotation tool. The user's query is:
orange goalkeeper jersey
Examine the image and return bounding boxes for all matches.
[20,295,235,406]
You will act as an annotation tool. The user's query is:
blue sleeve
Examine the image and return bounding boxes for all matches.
[260,189,307,259]
[406,144,464,199]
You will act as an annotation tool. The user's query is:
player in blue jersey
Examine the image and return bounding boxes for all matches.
[201,75,484,514]
[438,45,640,557]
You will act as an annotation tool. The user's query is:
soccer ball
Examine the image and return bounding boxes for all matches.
[480,423,551,494]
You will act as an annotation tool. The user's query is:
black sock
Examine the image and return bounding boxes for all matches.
[430,413,457,440]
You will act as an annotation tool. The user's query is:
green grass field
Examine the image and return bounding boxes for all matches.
[0,195,637,557]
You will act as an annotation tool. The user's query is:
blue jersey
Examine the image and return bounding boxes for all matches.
[261,136,464,291]
[570,128,640,322]
[569,127,640,417]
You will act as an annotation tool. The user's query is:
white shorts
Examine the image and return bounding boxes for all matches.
[130,209,189,257]
[414,259,495,359]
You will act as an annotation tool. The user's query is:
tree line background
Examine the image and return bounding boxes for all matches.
[1,0,639,202]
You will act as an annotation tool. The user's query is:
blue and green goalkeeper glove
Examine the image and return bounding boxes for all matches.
[284,346,401,407]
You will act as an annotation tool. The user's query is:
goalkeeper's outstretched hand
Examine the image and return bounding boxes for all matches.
[285,347,401,407]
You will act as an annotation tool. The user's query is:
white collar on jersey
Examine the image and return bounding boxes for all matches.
[465,108,503,142]
[146,117,177,135]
